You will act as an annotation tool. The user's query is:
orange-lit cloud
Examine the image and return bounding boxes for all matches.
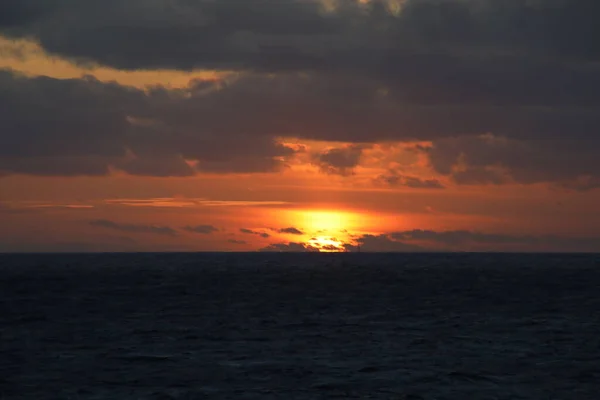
[0,37,228,88]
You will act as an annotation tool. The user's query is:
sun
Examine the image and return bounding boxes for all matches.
[291,209,358,252]
[275,208,369,252]
[308,236,345,252]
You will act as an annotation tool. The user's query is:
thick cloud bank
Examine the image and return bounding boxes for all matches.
[1,0,600,187]
[3,0,600,70]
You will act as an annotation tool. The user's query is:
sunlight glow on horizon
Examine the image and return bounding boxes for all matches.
[308,236,345,252]
[279,209,370,252]
[294,210,354,232]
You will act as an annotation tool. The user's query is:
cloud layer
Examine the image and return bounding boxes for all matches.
[1,0,600,188]
[0,70,298,176]
[4,0,600,70]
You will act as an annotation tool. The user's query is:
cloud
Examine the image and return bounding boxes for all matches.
[228,239,247,245]
[375,170,444,189]
[0,0,337,71]
[0,202,40,214]
[426,133,600,187]
[255,228,600,252]
[1,69,597,186]
[559,176,600,192]
[1,0,600,186]
[2,68,599,186]
[240,228,270,238]
[313,145,365,176]
[0,70,299,177]
[89,219,177,236]
[182,225,218,234]
[0,240,116,253]
[0,201,96,215]
[104,198,290,208]
[4,0,600,70]
[278,227,304,235]
[388,229,600,252]
[116,156,195,177]
[259,242,319,252]
[390,230,522,246]
[346,234,425,252]
[263,234,423,253]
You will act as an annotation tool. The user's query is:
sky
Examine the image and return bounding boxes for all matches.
[1,0,600,252]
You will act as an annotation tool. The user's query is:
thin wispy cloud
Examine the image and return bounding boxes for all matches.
[183,225,219,234]
[89,219,178,236]
[240,228,270,238]
[103,198,290,208]
[278,227,304,235]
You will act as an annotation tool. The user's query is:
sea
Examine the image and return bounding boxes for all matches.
[1,252,600,399]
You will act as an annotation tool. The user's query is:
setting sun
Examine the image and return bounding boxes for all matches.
[287,209,366,252]
[308,236,345,252]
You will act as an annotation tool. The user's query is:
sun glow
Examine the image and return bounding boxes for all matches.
[308,236,345,252]
[280,209,362,252]
[292,210,357,232]
[273,208,391,252]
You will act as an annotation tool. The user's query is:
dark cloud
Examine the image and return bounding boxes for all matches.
[0,71,133,158]
[388,229,600,252]
[4,1,600,113]
[278,227,304,235]
[0,70,298,177]
[1,1,600,185]
[259,242,319,252]
[117,156,196,177]
[0,0,337,71]
[3,1,600,127]
[427,134,600,187]
[0,0,55,28]
[1,68,599,185]
[341,229,600,252]
[346,234,425,252]
[375,170,444,189]
[146,73,600,147]
[390,229,523,246]
[4,0,600,69]
[313,145,365,176]
[257,228,600,252]
[183,225,219,234]
[89,219,177,236]
[240,228,270,238]
[559,177,600,192]
[0,240,109,253]
[228,239,247,245]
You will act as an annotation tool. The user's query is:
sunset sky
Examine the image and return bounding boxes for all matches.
[1,0,600,252]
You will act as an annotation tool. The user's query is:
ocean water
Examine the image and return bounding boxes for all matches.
[1,253,600,399]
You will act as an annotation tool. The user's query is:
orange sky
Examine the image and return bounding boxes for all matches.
[2,2,600,252]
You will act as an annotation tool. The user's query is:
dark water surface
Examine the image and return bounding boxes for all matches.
[1,253,600,399]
